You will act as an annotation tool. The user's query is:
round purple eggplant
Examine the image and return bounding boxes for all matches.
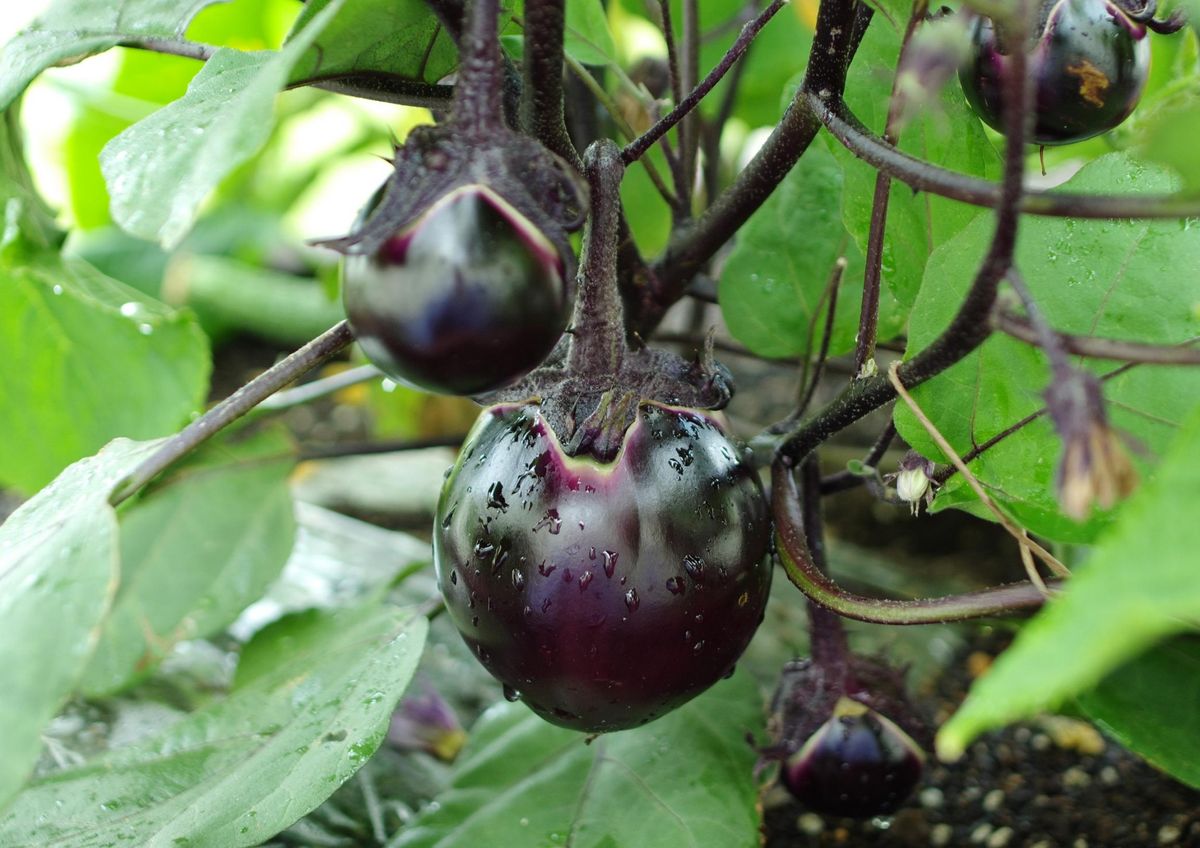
[960,0,1150,145]
[781,698,925,819]
[343,184,570,396]
[433,401,772,732]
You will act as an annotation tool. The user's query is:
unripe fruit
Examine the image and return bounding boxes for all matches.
[960,0,1150,145]
[342,184,570,396]
[780,697,925,819]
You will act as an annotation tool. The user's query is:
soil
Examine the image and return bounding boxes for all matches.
[763,630,1200,848]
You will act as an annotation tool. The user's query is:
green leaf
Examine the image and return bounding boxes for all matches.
[99,0,344,248]
[828,16,999,321]
[719,143,875,358]
[1078,636,1200,789]
[0,439,160,810]
[0,252,209,493]
[936,405,1200,760]
[1135,79,1200,189]
[0,605,428,847]
[895,153,1200,542]
[80,428,297,695]
[393,673,763,848]
[0,0,229,112]
[564,0,617,66]
[286,0,457,86]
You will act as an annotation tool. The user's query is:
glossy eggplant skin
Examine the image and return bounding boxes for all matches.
[781,706,924,819]
[433,401,772,732]
[342,185,569,396]
[959,0,1149,145]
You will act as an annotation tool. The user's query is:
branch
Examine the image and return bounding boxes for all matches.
[453,0,504,130]
[819,419,897,494]
[621,0,787,164]
[852,0,928,377]
[773,460,1054,624]
[814,95,1200,220]
[777,0,1033,463]
[639,0,866,335]
[295,74,455,110]
[110,322,355,506]
[520,0,581,168]
[995,313,1200,365]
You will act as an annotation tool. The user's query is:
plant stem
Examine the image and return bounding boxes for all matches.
[813,95,1200,219]
[799,456,852,675]
[639,0,865,335]
[852,0,928,378]
[622,0,785,165]
[994,315,1200,365]
[299,434,467,461]
[567,140,628,376]
[110,322,355,506]
[257,363,382,411]
[452,0,505,131]
[773,460,1053,623]
[678,0,701,214]
[796,258,847,417]
[820,419,898,494]
[293,74,456,110]
[778,0,1032,463]
[520,0,581,168]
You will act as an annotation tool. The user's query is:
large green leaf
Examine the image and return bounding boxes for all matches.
[719,143,874,359]
[0,0,229,111]
[287,0,457,86]
[99,0,343,248]
[80,428,297,696]
[895,153,1200,542]
[0,252,209,493]
[828,15,999,319]
[0,438,159,811]
[393,673,763,848]
[0,605,428,847]
[937,405,1200,759]
[1078,637,1200,789]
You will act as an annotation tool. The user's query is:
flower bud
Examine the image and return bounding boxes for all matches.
[387,687,466,762]
[893,452,937,514]
[1045,369,1137,520]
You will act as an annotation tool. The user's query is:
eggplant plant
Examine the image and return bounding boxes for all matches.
[0,0,1199,845]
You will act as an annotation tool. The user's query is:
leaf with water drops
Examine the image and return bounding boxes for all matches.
[828,17,1000,318]
[0,604,428,847]
[0,251,209,493]
[392,672,763,848]
[79,427,297,696]
[99,0,344,248]
[0,438,160,811]
[0,0,230,111]
[718,143,871,359]
[895,153,1200,542]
